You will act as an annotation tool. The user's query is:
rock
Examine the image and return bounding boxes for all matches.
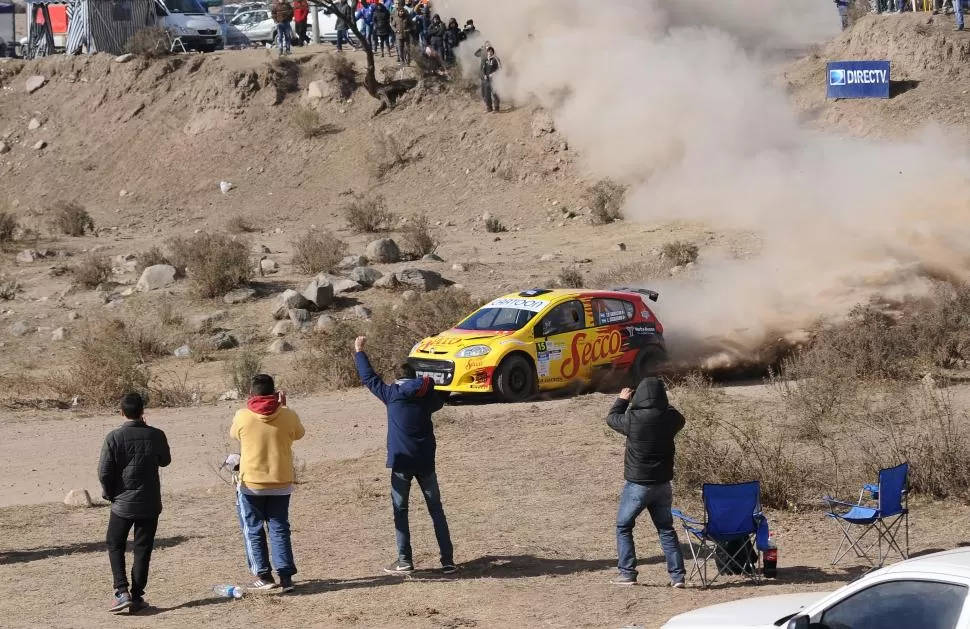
[0,141,9,154]
[272,320,292,336]
[365,238,401,264]
[349,266,383,286]
[25,75,47,94]
[67,311,80,321]
[51,327,68,341]
[316,314,337,332]
[338,254,368,269]
[401,290,418,302]
[353,305,372,320]
[16,249,40,263]
[223,287,257,305]
[273,289,314,319]
[9,321,32,337]
[63,489,93,508]
[27,117,41,131]
[210,331,238,350]
[307,79,333,100]
[422,253,444,262]
[267,339,293,354]
[33,140,46,151]
[452,263,467,272]
[302,278,334,309]
[119,190,128,198]
[482,211,492,222]
[259,258,279,274]
[188,311,228,332]
[333,278,363,294]
[136,264,177,292]
[373,273,399,289]
[174,344,191,358]
[539,254,556,262]
[612,243,627,252]
[220,181,234,194]
[288,308,311,326]
[396,269,444,291]
[114,53,134,63]
[219,389,240,401]
[531,110,555,137]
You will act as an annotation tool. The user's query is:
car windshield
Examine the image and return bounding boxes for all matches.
[166,0,204,14]
[456,307,537,332]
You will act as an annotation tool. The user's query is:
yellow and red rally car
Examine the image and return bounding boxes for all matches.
[407,288,666,402]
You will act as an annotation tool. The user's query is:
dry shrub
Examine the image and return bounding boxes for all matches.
[586,178,626,225]
[292,107,324,139]
[592,260,671,287]
[72,254,113,288]
[401,214,439,258]
[661,241,699,266]
[168,232,252,298]
[226,215,257,235]
[50,201,94,237]
[905,283,970,370]
[485,217,507,233]
[156,297,184,327]
[0,211,18,248]
[326,53,358,98]
[225,347,263,395]
[369,130,418,178]
[290,321,362,393]
[0,280,20,300]
[556,266,584,289]
[148,371,199,408]
[343,195,395,233]
[126,27,171,58]
[291,230,348,275]
[136,246,176,275]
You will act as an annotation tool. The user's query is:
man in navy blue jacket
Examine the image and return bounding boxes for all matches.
[354,335,456,575]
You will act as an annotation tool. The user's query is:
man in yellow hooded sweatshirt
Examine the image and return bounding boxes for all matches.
[230,374,305,593]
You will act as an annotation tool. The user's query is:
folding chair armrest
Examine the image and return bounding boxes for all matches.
[823,496,859,510]
[671,508,702,526]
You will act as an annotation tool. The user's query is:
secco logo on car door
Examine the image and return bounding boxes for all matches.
[560,330,623,380]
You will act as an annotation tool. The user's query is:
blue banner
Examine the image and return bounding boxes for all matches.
[826,61,890,99]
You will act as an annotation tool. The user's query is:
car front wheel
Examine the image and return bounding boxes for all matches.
[493,355,536,403]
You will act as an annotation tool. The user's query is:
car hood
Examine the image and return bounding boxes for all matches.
[662,592,829,629]
[411,329,524,357]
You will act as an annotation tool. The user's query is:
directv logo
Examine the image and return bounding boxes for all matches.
[829,69,846,86]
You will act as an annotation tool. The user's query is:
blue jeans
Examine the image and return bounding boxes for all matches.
[957,0,965,28]
[616,481,685,582]
[391,469,454,565]
[276,23,291,53]
[237,492,297,578]
[336,28,349,50]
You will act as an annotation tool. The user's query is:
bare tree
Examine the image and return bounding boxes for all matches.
[308,0,383,102]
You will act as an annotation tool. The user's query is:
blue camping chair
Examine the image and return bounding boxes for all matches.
[824,463,909,567]
[672,481,770,588]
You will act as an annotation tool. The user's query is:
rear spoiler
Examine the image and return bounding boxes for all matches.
[612,287,659,302]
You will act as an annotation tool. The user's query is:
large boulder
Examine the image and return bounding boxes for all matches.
[373,273,400,290]
[136,265,177,292]
[333,278,363,294]
[349,266,383,287]
[273,289,314,319]
[268,339,294,354]
[63,489,94,508]
[395,268,444,292]
[338,255,368,270]
[302,278,334,310]
[365,238,401,264]
[210,331,239,350]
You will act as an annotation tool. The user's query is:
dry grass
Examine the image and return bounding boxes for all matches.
[401,214,439,258]
[369,130,418,179]
[226,215,258,235]
[485,217,507,233]
[0,211,18,248]
[0,280,20,301]
[148,371,199,408]
[585,178,626,225]
[225,347,264,395]
[49,201,94,237]
[661,241,699,266]
[591,260,672,287]
[291,230,348,275]
[125,27,171,58]
[136,246,176,275]
[556,266,584,289]
[289,321,362,393]
[343,195,395,234]
[292,107,328,139]
[168,232,252,298]
[71,254,112,289]
[326,53,358,99]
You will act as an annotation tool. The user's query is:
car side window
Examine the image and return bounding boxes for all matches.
[538,301,585,337]
[592,299,634,326]
[818,580,967,629]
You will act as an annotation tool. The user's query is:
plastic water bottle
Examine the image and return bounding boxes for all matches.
[763,535,778,578]
[213,584,244,599]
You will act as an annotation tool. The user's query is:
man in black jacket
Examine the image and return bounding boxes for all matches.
[606,377,686,587]
[98,393,171,613]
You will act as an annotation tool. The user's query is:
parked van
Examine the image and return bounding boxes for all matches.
[155,0,223,52]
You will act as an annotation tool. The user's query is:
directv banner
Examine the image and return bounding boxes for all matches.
[826,61,890,99]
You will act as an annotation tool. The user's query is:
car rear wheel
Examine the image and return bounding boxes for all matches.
[493,355,536,403]
[631,345,667,383]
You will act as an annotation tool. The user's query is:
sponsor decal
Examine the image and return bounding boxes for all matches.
[485,297,549,312]
[416,371,447,385]
[536,340,563,378]
[828,68,846,86]
[467,359,486,369]
[561,330,623,380]
[625,324,656,336]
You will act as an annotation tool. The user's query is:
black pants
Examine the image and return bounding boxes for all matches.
[295,20,308,45]
[481,78,500,111]
[106,513,158,599]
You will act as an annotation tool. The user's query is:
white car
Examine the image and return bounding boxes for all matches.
[230,9,277,44]
[662,548,970,629]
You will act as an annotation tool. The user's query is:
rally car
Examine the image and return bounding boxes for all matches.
[407,288,666,402]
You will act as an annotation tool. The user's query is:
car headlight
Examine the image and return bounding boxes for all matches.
[456,345,491,358]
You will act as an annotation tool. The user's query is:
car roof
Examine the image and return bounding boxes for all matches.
[494,288,648,302]
[879,548,970,579]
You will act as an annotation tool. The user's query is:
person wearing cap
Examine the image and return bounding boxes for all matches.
[230,374,306,593]
[353,335,456,575]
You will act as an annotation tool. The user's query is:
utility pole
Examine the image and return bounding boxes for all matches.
[311,3,319,44]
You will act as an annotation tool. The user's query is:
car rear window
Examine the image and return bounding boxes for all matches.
[592,298,634,326]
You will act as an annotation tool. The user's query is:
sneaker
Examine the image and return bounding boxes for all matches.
[610,574,637,586]
[251,575,279,591]
[129,598,149,614]
[671,581,686,589]
[109,591,132,613]
[384,559,415,574]
[441,562,457,575]
[279,576,295,593]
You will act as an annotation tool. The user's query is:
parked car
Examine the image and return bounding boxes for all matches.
[305,8,339,44]
[229,8,276,44]
[407,288,665,402]
[155,0,223,52]
[662,548,970,629]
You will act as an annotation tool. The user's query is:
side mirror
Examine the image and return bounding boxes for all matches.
[787,617,809,629]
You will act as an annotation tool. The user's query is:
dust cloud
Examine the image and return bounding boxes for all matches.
[440,0,970,368]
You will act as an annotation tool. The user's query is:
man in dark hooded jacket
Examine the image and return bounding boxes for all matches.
[606,377,686,587]
[354,336,456,575]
